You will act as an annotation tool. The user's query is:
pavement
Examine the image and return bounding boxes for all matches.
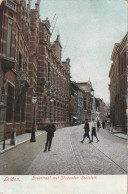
[0,124,127,175]
[113,132,128,140]
[113,130,128,140]
[106,127,128,140]
[0,130,44,154]
[0,124,127,154]
[26,125,127,175]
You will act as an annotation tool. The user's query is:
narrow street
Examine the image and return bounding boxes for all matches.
[0,125,127,175]
[26,125,127,175]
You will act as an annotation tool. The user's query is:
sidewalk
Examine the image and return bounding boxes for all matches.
[89,122,128,140]
[0,130,44,154]
[113,130,128,140]
[0,125,127,155]
[107,127,128,140]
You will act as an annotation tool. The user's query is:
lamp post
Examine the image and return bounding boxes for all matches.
[0,86,6,149]
[49,98,53,122]
[30,96,37,142]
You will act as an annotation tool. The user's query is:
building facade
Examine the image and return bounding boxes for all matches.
[95,98,106,122]
[37,18,70,129]
[0,0,33,138]
[70,81,84,126]
[109,33,127,133]
[77,81,95,122]
[0,0,70,140]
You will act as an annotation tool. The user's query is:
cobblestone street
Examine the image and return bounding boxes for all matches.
[26,125,127,175]
[0,125,127,175]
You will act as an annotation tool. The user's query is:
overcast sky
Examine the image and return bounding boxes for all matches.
[32,0,127,103]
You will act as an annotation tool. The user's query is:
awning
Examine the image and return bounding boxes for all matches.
[73,116,78,119]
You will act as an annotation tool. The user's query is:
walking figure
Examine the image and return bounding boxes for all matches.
[80,119,91,143]
[102,120,105,129]
[44,120,56,152]
[97,120,100,132]
[91,118,99,142]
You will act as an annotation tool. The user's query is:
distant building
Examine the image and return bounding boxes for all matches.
[77,81,95,122]
[104,104,110,123]
[70,81,84,126]
[109,33,127,133]
[95,98,106,122]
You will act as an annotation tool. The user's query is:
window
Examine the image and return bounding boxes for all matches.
[43,97,47,118]
[124,52,126,71]
[57,103,59,121]
[15,92,26,122]
[121,57,123,74]
[23,63,27,71]
[18,52,22,71]
[15,97,20,122]
[61,104,62,121]
[6,83,14,122]
[54,101,56,121]
[48,64,50,82]
[49,101,52,121]
[21,93,26,122]
[6,19,12,57]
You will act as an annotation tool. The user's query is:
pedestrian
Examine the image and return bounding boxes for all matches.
[44,120,56,152]
[102,120,105,129]
[80,119,91,143]
[97,120,100,132]
[91,118,99,142]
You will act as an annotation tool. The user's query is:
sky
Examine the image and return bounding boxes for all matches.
[32,0,127,103]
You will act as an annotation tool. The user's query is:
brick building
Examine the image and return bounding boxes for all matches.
[0,0,70,139]
[109,33,127,133]
[70,81,84,126]
[0,0,33,137]
[37,18,70,129]
[95,98,106,122]
[77,81,94,122]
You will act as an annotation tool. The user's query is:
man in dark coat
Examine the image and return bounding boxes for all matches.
[80,119,91,143]
[97,120,101,131]
[102,120,105,129]
[44,120,56,152]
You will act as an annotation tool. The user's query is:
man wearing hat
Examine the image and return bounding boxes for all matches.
[44,120,56,152]
[91,118,99,142]
[80,119,91,143]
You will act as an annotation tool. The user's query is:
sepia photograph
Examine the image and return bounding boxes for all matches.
[0,0,127,193]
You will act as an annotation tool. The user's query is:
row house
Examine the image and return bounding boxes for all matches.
[104,104,110,123]
[77,81,95,122]
[0,0,70,140]
[95,98,106,122]
[70,81,84,126]
[109,33,127,133]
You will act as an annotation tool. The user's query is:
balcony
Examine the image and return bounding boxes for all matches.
[1,57,14,74]
[16,71,30,87]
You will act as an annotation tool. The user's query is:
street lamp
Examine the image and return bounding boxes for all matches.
[30,96,37,142]
[49,98,54,122]
[0,94,6,149]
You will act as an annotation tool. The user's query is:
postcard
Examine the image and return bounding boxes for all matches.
[0,0,127,193]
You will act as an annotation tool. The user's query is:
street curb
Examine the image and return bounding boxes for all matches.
[0,131,45,155]
[113,134,128,140]
[107,129,128,140]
